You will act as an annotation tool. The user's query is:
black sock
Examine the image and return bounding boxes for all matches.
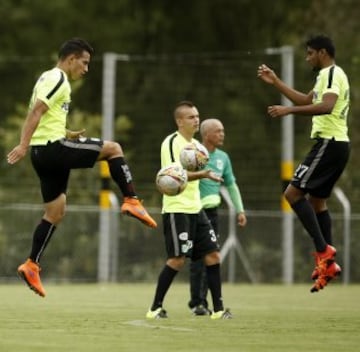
[206,263,224,312]
[108,157,136,198]
[151,265,178,311]
[291,198,327,252]
[316,210,332,245]
[189,259,208,308]
[29,219,56,263]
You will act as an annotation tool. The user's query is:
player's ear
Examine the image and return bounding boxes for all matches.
[68,53,78,63]
[176,117,183,127]
[319,48,327,57]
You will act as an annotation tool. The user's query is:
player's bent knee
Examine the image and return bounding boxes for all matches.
[105,141,124,157]
[44,209,65,225]
[204,251,221,266]
[167,256,186,270]
[44,194,66,225]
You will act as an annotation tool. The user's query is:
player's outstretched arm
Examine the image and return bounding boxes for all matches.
[258,64,313,106]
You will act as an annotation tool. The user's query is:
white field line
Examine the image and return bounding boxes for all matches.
[124,320,195,332]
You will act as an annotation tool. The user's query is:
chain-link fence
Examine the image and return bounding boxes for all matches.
[0,202,358,283]
[0,50,358,283]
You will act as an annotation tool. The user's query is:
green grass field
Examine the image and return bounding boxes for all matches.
[0,282,359,352]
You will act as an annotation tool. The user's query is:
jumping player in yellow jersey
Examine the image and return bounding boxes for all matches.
[258,34,350,293]
[146,101,232,319]
[7,38,157,297]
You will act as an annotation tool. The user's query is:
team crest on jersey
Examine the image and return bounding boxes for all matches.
[216,159,224,170]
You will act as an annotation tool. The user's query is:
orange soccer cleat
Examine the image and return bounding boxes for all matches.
[325,262,342,282]
[311,261,342,281]
[310,245,337,293]
[121,197,157,228]
[17,259,46,297]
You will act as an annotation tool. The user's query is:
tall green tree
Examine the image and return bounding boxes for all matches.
[1,0,359,210]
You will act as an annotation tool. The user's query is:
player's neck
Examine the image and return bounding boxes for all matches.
[178,130,194,142]
[56,62,70,77]
[203,141,215,152]
[321,57,335,69]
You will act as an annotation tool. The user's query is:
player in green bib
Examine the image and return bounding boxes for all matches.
[200,119,246,220]
[189,118,247,314]
[258,34,350,293]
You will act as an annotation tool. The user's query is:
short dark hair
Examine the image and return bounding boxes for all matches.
[175,100,194,109]
[173,100,195,119]
[58,38,94,60]
[306,35,335,58]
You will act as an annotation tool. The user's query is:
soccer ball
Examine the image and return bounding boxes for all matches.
[156,164,188,196]
[180,142,209,171]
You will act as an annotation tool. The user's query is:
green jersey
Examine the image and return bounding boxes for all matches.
[311,65,350,142]
[30,67,71,145]
[160,132,202,213]
[200,148,235,209]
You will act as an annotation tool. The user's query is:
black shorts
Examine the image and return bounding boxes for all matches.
[204,207,219,236]
[290,138,350,198]
[162,210,219,261]
[30,138,103,202]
